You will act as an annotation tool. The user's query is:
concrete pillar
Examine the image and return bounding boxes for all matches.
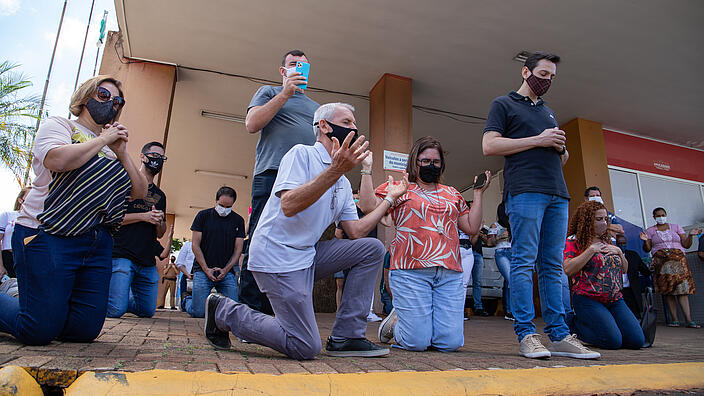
[562,118,614,217]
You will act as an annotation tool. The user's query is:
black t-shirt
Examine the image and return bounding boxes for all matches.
[484,91,569,200]
[112,183,167,267]
[190,208,245,272]
[472,235,483,254]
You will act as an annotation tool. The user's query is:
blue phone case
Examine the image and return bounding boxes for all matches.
[295,61,310,90]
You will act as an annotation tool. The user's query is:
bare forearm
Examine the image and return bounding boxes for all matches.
[245,94,289,133]
[682,234,693,249]
[343,199,393,239]
[156,221,167,238]
[121,213,145,225]
[564,248,595,276]
[280,168,343,217]
[482,133,540,157]
[43,137,107,172]
[118,152,147,199]
[560,150,569,166]
[192,245,209,271]
[358,174,380,213]
[643,240,652,252]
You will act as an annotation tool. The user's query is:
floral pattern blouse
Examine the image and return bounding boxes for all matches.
[564,235,623,303]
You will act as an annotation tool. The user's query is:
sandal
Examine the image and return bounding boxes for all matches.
[667,321,680,327]
[685,322,701,328]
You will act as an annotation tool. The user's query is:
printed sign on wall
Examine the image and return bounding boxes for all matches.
[383,150,409,171]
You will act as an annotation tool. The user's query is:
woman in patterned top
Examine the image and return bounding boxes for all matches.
[563,201,644,349]
[640,207,701,328]
[360,136,490,352]
[0,76,147,345]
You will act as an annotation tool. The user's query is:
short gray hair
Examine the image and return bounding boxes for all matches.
[313,102,355,138]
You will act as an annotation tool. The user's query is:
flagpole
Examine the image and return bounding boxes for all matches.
[24,0,67,186]
[71,0,96,118]
[93,10,108,76]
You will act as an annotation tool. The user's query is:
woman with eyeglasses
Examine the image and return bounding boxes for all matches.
[0,76,147,345]
[359,136,490,352]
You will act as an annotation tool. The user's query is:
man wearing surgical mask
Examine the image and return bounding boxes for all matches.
[107,142,168,318]
[584,186,624,237]
[182,187,245,318]
[240,49,320,315]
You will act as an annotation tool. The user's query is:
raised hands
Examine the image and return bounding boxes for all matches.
[330,131,369,176]
[386,172,409,200]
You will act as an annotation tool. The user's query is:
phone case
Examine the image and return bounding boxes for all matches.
[295,61,310,90]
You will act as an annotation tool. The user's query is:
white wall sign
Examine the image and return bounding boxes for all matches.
[383,150,408,171]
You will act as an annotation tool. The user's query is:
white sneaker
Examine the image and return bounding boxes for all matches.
[548,334,601,359]
[377,308,397,344]
[367,312,382,322]
[519,333,551,359]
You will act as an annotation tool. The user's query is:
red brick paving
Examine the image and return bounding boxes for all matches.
[1,309,703,388]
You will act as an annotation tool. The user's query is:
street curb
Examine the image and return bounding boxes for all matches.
[0,366,43,396]
[62,362,704,395]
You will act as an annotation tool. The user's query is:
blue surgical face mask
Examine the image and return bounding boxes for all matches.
[354,198,359,203]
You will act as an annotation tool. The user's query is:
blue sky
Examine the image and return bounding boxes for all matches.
[0,0,118,211]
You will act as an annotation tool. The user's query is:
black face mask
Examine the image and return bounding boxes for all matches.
[85,98,118,125]
[322,121,358,146]
[143,157,164,175]
[418,164,441,183]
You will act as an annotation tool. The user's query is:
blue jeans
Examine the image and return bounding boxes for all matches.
[505,192,570,342]
[561,271,572,314]
[569,294,644,349]
[183,270,237,318]
[494,248,512,314]
[471,252,484,310]
[389,267,464,352]
[106,258,159,318]
[0,224,112,345]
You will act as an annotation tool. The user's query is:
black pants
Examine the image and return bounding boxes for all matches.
[621,286,641,320]
[2,250,15,278]
[238,169,276,315]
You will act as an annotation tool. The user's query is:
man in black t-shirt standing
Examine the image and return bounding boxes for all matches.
[483,52,599,360]
[107,141,168,318]
[182,186,245,318]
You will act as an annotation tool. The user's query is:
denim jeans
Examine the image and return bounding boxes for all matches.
[380,284,394,315]
[494,248,512,314]
[239,169,277,314]
[471,252,484,310]
[0,224,112,345]
[561,271,572,314]
[505,192,570,342]
[106,258,159,318]
[389,267,465,352]
[183,270,237,318]
[568,294,644,349]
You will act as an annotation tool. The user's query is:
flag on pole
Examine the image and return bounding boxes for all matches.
[97,10,108,46]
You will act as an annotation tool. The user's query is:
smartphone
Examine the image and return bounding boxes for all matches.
[212,269,221,278]
[294,61,310,90]
[473,172,487,189]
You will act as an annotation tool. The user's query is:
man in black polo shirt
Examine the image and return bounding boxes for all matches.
[483,52,599,360]
[183,186,245,318]
[107,141,168,318]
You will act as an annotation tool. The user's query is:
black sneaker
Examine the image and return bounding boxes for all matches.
[325,337,389,357]
[204,293,231,350]
[475,309,490,317]
[504,312,515,321]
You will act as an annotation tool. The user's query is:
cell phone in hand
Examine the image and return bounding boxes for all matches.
[473,173,487,189]
[294,61,310,90]
[212,269,220,278]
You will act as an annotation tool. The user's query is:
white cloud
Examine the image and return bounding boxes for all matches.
[46,81,72,118]
[43,16,86,60]
[0,0,20,17]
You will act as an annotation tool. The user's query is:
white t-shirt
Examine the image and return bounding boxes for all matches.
[0,211,19,250]
[248,142,358,274]
[175,241,195,274]
[17,117,115,229]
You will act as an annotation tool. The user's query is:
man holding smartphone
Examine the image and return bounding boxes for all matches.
[182,186,244,318]
[240,50,319,315]
[482,52,600,360]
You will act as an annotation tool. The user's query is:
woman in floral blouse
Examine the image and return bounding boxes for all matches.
[360,136,490,352]
[563,201,644,349]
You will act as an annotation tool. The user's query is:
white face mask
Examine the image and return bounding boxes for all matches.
[655,216,667,225]
[588,196,604,204]
[215,204,232,217]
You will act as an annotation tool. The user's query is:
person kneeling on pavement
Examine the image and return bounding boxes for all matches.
[563,201,644,350]
[203,102,408,360]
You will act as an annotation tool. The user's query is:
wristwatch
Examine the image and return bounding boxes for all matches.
[558,145,566,155]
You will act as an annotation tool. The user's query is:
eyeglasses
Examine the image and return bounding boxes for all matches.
[145,152,167,161]
[417,158,442,167]
[96,86,125,108]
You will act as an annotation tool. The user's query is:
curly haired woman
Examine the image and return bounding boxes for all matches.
[563,201,644,350]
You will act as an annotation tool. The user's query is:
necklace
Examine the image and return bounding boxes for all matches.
[416,183,444,235]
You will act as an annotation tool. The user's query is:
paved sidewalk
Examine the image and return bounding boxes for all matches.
[1,310,703,388]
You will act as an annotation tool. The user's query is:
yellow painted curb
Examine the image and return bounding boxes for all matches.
[65,362,704,396]
[0,366,43,396]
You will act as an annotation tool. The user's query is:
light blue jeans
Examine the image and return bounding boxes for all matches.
[106,258,159,318]
[505,192,570,342]
[389,267,465,352]
[494,248,512,314]
[471,252,484,310]
[183,271,237,318]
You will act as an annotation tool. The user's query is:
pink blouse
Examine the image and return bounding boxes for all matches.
[645,223,685,254]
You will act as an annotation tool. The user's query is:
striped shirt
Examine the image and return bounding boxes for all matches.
[33,121,131,236]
